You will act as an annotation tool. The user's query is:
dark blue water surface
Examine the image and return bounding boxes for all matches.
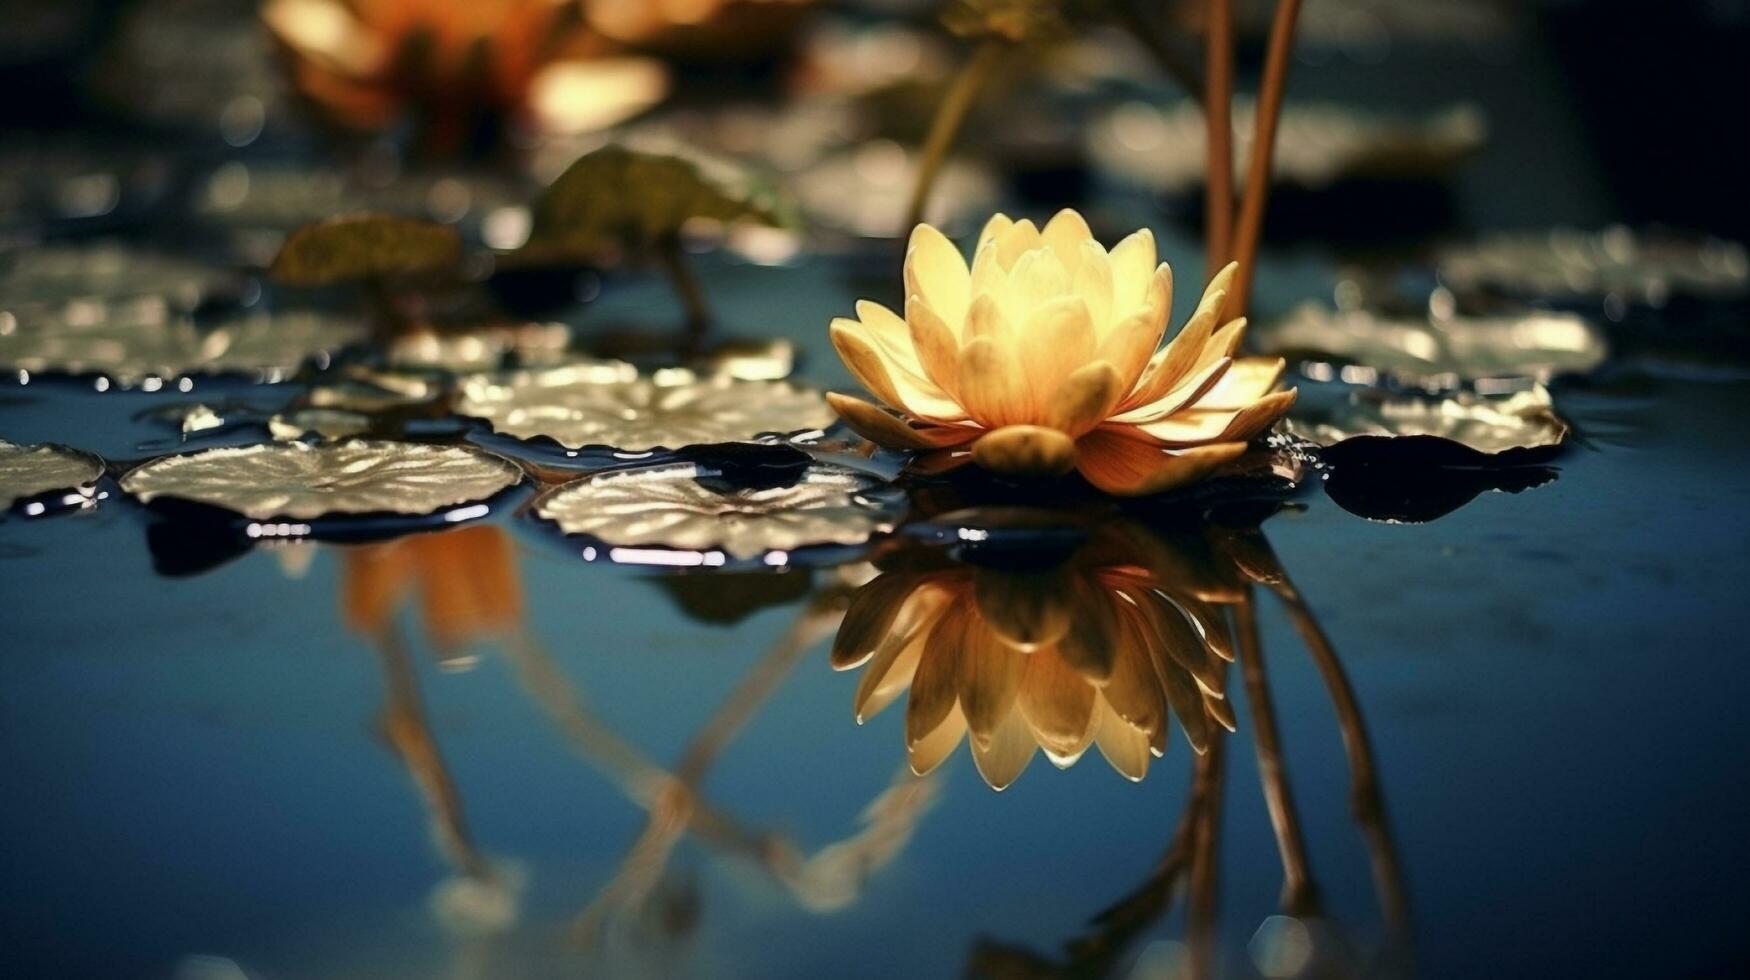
[4,20,1750,980]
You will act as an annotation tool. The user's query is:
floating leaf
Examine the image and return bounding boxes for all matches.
[270,213,463,286]
[384,322,575,372]
[121,440,522,521]
[1254,302,1606,391]
[521,142,797,262]
[1090,100,1486,194]
[1286,385,1569,457]
[456,365,835,451]
[1437,226,1750,304]
[1318,438,1559,525]
[267,408,372,441]
[0,441,105,511]
[0,307,363,386]
[533,459,902,560]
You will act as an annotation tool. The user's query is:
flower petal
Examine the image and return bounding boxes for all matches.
[1120,264,1234,411]
[855,299,924,375]
[906,607,966,749]
[1055,576,1120,683]
[1042,361,1124,437]
[827,393,977,450]
[831,572,920,670]
[1074,431,1247,496]
[1096,309,1169,393]
[1074,239,1116,336]
[1200,357,1285,410]
[968,239,1006,310]
[1018,295,1095,407]
[995,218,1042,270]
[1093,699,1152,781]
[1109,356,1232,424]
[909,702,967,776]
[853,607,932,723]
[903,223,971,328]
[1108,228,1157,312]
[830,319,965,421]
[1131,389,1297,446]
[905,294,962,395]
[976,212,1013,253]
[957,335,1029,428]
[970,424,1077,476]
[1006,248,1072,331]
[973,566,1072,651]
[1041,209,1094,275]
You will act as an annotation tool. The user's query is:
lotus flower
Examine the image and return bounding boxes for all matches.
[831,518,1240,789]
[826,210,1297,495]
[262,0,667,151]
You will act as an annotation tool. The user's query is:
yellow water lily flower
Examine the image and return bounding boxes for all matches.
[826,210,1297,495]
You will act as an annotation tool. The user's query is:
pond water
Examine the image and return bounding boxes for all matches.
[4,247,1748,980]
[4,8,1750,979]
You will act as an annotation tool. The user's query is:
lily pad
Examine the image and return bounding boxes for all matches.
[1437,226,1750,304]
[0,307,363,386]
[385,322,575,372]
[0,440,105,512]
[522,142,797,262]
[120,440,523,521]
[1089,100,1486,194]
[456,366,835,452]
[533,458,904,561]
[270,213,463,286]
[942,0,1069,42]
[1286,385,1569,458]
[1319,438,1560,525]
[1254,302,1607,391]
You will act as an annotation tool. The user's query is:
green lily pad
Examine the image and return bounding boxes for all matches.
[521,143,798,263]
[270,213,463,286]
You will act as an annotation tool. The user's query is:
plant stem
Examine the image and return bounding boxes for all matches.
[1205,0,1236,282]
[1234,588,1318,917]
[656,237,712,345]
[1230,0,1304,316]
[904,37,1007,234]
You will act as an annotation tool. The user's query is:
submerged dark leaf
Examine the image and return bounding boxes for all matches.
[270,213,463,286]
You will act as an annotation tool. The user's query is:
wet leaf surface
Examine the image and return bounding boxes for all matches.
[0,440,105,511]
[1286,385,1569,457]
[456,365,834,451]
[1254,302,1607,390]
[0,244,238,312]
[0,308,364,386]
[533,458,904,560]
[120,440,523,521]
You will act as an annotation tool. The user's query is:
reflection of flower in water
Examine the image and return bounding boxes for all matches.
[833,518,1240,789]
[262,0,667,150]
[343,524,522,665]
[827,210,1296,495]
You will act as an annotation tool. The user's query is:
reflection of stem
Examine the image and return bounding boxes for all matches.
[1267,576,1412,940]
[365,277,406,348]
[1204,0,1235,280]
[568,593,846,943]
[374,623,492,882]
[1110,0,1205,102]
[1230,0,1304,315]
[1235,588,1317,916]
[1186,731,1227,980]
[655,237,712,345]
[904,38,1007,233]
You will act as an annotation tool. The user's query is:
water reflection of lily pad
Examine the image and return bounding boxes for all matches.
[1286,385,1569,457]
[0,440,106,512]
[1090,100,1485,194]
[385,322,574,373]
[0,308,363,386]
[533,459,903,561]
[1254,303,1606,391]
[457,366,835,451]
[1438,226,1750,305]
[121,440,523,521]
